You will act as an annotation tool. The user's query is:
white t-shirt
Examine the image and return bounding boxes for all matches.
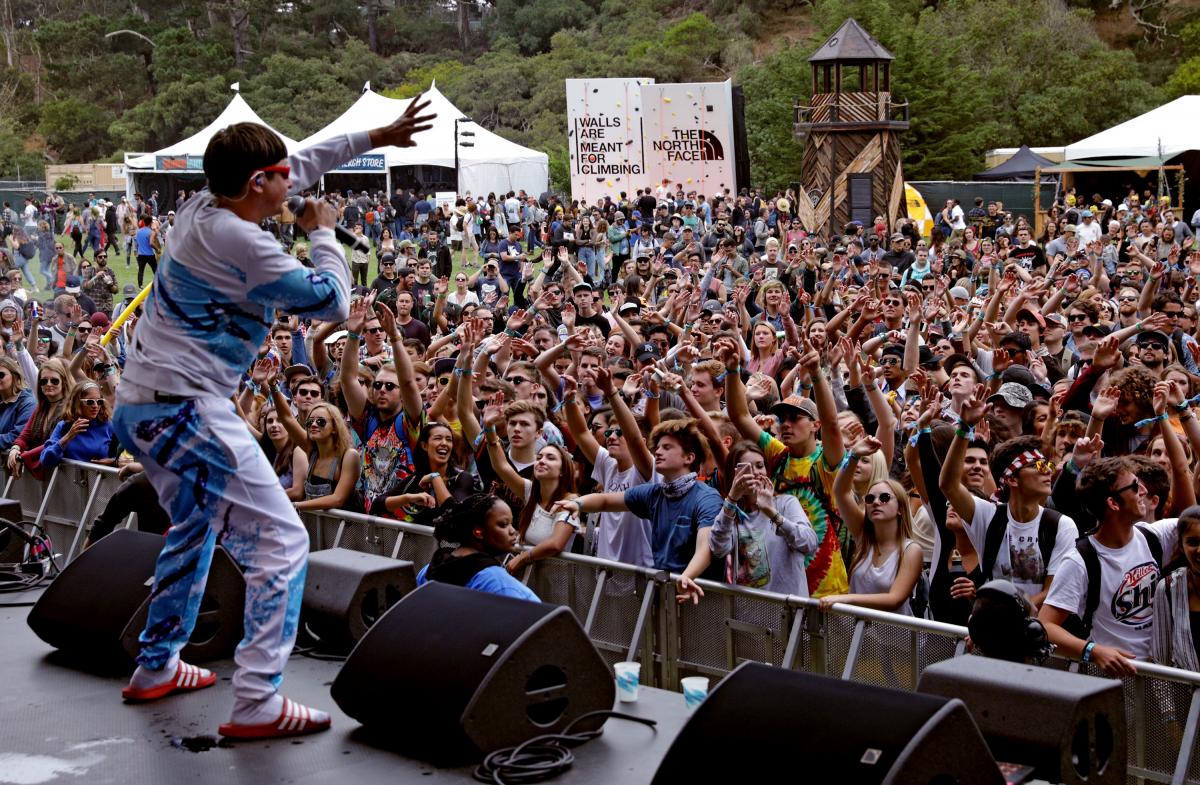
[966,498,1078,599]
[521,478,579,549]
[950,204,966,231]
[1044,519,1178,657]
[591,446,655,567]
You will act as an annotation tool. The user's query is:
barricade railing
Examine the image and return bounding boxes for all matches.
[12,459,1200,784]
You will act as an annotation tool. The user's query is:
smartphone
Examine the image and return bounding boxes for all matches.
[735,462,751,472]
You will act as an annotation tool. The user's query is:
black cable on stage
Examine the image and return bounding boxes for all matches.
[472,709,657,785]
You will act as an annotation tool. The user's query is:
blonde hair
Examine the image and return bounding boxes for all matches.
[850,478,914,574]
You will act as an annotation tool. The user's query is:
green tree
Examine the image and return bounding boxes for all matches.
[492,0,595,54]
[38,98,114,161]
[1165,56,1200,98]
[108,76,229,152]
[0,121,45,180]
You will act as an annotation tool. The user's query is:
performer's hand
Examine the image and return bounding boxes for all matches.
[368,95,436,149]
[295,198,336,233]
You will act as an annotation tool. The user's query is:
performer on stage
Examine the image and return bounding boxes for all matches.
[110,99,434,740]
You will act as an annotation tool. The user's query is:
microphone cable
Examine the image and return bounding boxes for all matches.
[472,709,657,785]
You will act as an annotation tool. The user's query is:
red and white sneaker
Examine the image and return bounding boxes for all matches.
[218,697,332,740]
[121,661,216,703]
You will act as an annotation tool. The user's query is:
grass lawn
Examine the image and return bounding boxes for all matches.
[42,230,494,299]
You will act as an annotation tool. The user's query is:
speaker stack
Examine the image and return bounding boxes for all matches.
[27,529,245,669]
[918,655,1126,785]
[300,547,416,651]
[331,581,615,761]
[652,661,1005,785]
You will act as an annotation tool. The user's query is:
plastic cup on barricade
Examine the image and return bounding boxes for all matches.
[681,676,709,711]
[614,661,641,703]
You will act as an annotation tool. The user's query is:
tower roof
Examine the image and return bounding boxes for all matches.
[808,18,895,63]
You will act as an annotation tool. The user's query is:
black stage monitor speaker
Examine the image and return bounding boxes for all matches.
[652,662,1004,785]
[332,581,615,761]
[918,655,1126,785]
[28,529,245,668]
[301,547,416,651]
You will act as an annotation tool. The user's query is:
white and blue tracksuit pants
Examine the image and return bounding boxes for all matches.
[112,386,309,703]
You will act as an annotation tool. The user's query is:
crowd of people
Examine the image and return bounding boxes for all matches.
[7,174,1200,676]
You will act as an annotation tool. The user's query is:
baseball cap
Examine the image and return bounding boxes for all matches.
[572,282,593,293]
[635,342,660,362]
[1082,323,1112,339]
[771,394,819,420]
[432,357,456,378]
[1043,313,1067,328]
[89,312,111,330]
[65,276,81,294]
[618,301,640,314]
[123,284,137,298]
[987,382,1034,410]
[949,286,970,301]
[1135,329,1170,347]
[1016,308,1045,329]
[890,232,906,243]
[1063,224,1077,234]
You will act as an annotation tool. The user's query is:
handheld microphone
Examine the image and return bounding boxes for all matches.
[286,196,370,252]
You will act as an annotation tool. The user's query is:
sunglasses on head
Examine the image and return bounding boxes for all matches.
[372,380,398,391]
[306,417,328,428]
[864,492,893,504]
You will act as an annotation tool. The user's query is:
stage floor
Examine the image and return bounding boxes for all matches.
[0,587,688,785]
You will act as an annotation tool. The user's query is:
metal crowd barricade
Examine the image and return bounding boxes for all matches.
[21,463,1200,785]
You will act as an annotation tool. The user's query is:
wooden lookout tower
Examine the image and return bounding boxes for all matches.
[793,19,909,236]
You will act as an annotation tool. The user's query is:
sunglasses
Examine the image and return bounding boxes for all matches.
[81,398,103,406]
[372,381,398,391]
[1109,479,1141,499]
[864,492,894,505]
[437,376,451,386]
[1140,343,1166,352]
[506,375,531,386]
[39,377,61,386]
[295,388,322,398]
[1118,296,1138,302]
[456,277,467,282]
[365,326,385,335]
[1068,314,1089,322]
[306,417,328,428]
[1023,459,1056,475]
[258,164,291,178]
[77,326,92,333]
[879,357,902,366]
[603,427,623,438]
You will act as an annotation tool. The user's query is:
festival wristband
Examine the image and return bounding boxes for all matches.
[1081,640,1096,662]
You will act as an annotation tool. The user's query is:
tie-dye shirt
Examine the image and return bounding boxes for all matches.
[758,432,848,597]
[122,132,368,398]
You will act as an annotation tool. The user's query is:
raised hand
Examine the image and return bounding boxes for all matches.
[370,95,436,149]
[1153,381,1169,416]
[852,435,883,458]
[1091,386,1121,421]
[482,391,506,428]
[960,383,988,426]
[1092,335,1121,370]
[374,301,398,339]
[594,365,615,395]
[1071,435,1104,469]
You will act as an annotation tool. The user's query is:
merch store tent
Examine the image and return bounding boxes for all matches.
[296,83,549,198]
[975,145,1057,181]
[1053,96,1199,214]
[124,89,299,211]
[1064,96,1200,163]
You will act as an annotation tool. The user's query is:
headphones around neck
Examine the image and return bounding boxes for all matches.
[968,579,1052,664]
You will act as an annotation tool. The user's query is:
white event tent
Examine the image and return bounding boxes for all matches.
[124,90,299,205]
[1064,95,1200,164]
[296,82,549,198]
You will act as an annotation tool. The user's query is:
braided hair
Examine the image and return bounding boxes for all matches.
[431,492,504,548]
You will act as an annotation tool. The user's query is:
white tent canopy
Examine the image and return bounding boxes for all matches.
[297,83,549,197]
[1065,95,1200,162]
[125,92,300,172]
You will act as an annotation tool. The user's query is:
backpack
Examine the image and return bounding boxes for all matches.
[980,504,1063,586]
[1064,525,1164,640]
